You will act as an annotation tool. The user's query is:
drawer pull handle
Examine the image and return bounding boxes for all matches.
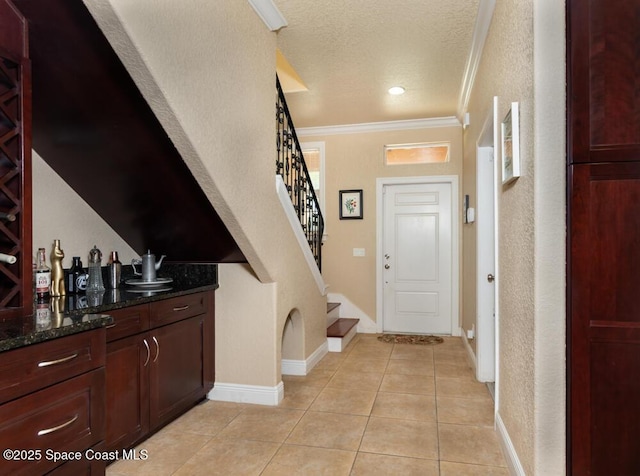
[37,414,78,436]
[152,336,160,363]
[106,323,117,329]
[173,305,190,312]
[143,339,150,367]
[38,353,79,368]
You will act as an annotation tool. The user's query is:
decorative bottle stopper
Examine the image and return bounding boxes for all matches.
[50,239,66,296]
[86,245,105,293]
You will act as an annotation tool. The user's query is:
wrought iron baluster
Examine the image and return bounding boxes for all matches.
[275,76,324,270]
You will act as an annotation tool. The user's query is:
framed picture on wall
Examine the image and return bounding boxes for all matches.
[501,102,520,185]
[339,189,363,219]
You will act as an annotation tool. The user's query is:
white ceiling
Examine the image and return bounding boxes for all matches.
[273,0,482,128]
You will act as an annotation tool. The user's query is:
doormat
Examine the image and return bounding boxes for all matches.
[377,334,444,345]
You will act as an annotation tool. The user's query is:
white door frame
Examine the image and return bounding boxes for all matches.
[476,97,500,407]
[376,175,460,335]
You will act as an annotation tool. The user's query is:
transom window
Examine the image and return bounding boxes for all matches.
[384,142,450,165]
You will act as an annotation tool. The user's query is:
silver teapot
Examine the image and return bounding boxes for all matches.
[132,250,166,282]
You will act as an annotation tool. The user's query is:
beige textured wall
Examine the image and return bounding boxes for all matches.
[463,0,565,473]
[85,0,327,387]
[32,151,138,267]
[298,126,462,326]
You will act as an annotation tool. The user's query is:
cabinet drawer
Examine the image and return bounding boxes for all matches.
[0,369,105,475]
[106,303,150,342]
[47,443,106,475]
[0,329,105,404]
[150,292,208,327]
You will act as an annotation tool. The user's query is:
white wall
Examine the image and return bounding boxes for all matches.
[83,0,327,392]
[463,0,566,473]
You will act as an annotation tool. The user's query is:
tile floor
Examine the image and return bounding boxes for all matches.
[107,334,507,475]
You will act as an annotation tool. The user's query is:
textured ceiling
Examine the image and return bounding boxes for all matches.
[274,0,480,128]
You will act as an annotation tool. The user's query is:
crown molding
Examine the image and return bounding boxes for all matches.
[457,0,496,120]
[296,117,461,137]
[248,0,287,31]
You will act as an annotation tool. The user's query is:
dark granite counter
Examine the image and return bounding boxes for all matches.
[0,313,113,353]
[0,263,218,353]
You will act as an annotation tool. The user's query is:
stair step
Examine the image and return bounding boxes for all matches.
[327,302,341,314]
[327,318,359,338]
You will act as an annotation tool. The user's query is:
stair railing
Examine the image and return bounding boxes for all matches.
[276,76,324,271]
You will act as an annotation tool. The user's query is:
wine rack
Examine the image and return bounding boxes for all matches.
[0,0,32,319]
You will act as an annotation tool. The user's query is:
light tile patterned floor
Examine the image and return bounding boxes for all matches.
[107,334,507,475]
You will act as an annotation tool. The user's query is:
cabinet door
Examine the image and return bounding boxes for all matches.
[569,163,640,475]
[105,333,150,452]
[150,316,206,430]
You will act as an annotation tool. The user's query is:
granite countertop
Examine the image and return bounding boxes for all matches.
[0,263,218,353]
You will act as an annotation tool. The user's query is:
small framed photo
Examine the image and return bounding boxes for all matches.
[339,189,363,219]
[501,102,520,185]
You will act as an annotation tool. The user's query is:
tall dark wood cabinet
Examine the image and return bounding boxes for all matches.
[0,0,32,319]
[567,1,640,474]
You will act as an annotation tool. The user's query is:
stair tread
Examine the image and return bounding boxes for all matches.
[327,318,359,338]
[327,302,341,314]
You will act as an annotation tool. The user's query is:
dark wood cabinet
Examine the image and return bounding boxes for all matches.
[150,314,208,430]
[0,329,106,475]
[105,333,150,453]
[567,1,640,474]
[105,290,215,453]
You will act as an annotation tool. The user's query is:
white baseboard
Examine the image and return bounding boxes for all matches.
[496,412,525,476]
[327,292,377,333]
[282,341,328,375]
[208,381,284,406]
[461,328,478,372]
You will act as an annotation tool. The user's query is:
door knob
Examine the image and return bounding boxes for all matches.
[385,264,390,269]
[487,273,495,283]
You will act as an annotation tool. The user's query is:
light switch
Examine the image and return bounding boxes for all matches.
[353,248,365,257]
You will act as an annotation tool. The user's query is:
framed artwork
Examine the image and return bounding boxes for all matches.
[339,189,363,219]
[501,102,520,185]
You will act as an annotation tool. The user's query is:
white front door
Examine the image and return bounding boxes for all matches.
[382,182,453,334]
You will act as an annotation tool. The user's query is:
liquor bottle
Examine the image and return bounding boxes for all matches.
[0,253,16,264]
[35,247,51,299]
[67,256,83,294]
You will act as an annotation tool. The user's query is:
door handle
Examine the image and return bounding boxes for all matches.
[487,273,495,283]
[143,338,150,367]
[152,336,160,363]
[385,264,390,269]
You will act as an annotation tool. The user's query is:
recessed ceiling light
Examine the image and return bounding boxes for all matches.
[388,86,406,95]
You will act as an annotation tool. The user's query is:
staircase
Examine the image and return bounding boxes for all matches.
[326,302,359,352]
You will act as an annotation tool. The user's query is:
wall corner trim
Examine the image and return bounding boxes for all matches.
[247,0,287,31]
[276,175,328,295]
[496,412,526,476]
[457,0,496,119]
[297,117,461,137]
